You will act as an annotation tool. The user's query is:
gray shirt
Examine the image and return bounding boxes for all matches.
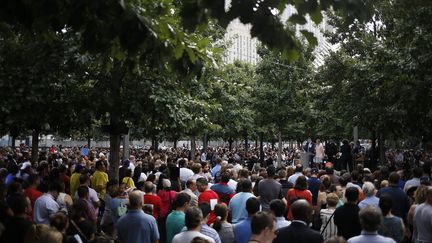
[347,231,396,243]
[33,193,60,225]
[413,202,432,243]
[258,179,282,211]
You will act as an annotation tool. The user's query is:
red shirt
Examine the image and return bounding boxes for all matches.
[60,174,70,194]
[198,189,220,225]
[25,187,43,208]
[157,190,177,218]
[143,194,162,220]
[286,188,312,220]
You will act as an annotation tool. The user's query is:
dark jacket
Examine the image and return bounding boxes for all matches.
[334,203,361,240]
[273,221,324,243]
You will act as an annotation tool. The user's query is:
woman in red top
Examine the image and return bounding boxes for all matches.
[286,175,312,220]
[157,179,177,219]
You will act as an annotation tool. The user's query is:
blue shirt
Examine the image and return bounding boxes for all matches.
[307,177,321,205]
[33,193,60,225]
[347,231,396,243]
[211,183,235,195]
[358,196,380,209]
[229,192,255,224]
[234,218,252,243]
[377,185,410,220]
[116,209,159,243]
[211,164,221,178]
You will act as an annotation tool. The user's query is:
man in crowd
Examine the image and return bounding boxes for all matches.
[197,177,219,225]
[249,212,278,243]
[166,193,191,243]
[270,199,290,229]
[91,160,109,201]
[229,179,256,224]
[347,206,396,243]
[143,181,162,220]
[413,186,432,243]
[258,165,282,211]
[211,172,235,204]
[234,197,260,243]
[34,182,61,225]
[181,179,198,207]
[377,172,410,221]
[288,164,304,186]
[273,199,323,243]
[358,181,379,209]
[172,207,215,243]
[116,190,159,243]
[404,167,423,191]
[334,187,361,240]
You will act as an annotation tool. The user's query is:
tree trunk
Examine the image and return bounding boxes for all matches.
[109,132,121,180]
[370,131,377,170]
[87,136,91,148]
[228,138,233,151]
[190,135,196,161]
[379,133,385,165]
[244,133,249,153]
[255,138,258,149]
[31,129,40,163]
[203,133,208,151]
[260,132,264,164]
[277,129,282,167]
[173,138,178,149]
[122,133,130,161]
[11,135,15,150]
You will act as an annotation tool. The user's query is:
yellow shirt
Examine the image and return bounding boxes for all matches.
[91,170,109,199]
[122,177,135,189]
[70,172,81,197]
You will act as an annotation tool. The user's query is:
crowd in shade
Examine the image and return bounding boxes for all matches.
[0,140,431,243]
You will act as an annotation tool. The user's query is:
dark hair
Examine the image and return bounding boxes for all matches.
[28,174,40,185]
[132,166,142,184]
[270,199,285,217]
[185,207,203,229]
[378,194,393,215]
[186,179,195,189]
[174,193,191,209]
[239,179,252,192]
[359,206,383,231]
[220,172,230,183]
[413,167,423,178]
[7,193,27,214]
[294,176,307,190]
[48,181,63,193]
[79,174,89,184]
[179,159,187,168]
[213,203,228,232]
[50,212,69,232]
[267,166,276,177]
[251,211,275,235]
[199,202,211,218]
[95,160,104,170]
[246,197,260,215]
[345,187,359,202]
[196,177,208,186]
[77,185,89,198]
[70,199,89,222]
[295,164,303,173]
[388,172,400,185]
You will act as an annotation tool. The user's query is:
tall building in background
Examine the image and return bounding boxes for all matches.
[223,2,336,67]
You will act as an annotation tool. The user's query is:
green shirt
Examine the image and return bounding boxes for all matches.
[166,210,185,243]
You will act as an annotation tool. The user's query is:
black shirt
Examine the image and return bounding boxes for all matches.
[334,203,361,240]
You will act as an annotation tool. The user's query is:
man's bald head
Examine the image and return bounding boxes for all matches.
[129,190,143,209]
[291,199,313,223]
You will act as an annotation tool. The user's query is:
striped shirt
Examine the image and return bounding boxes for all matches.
[320,208,337,240]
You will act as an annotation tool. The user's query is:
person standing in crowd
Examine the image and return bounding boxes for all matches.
[270,199,290,229]
[404,167,423,192]
[334,187,361,240]
[347,206,396,243]
[288,164,304,186]
[308,168,321,207]
[211,158,222,181]
[182,179,199,207]
[340,140,352,172]
[166,193,191,243]
[143,181,162,220]
[286,176,312,220]
[172,207,215,243]
[377,172,410,221]
[33,182,61,225]
[273,199,323,243]
[413,186,432,243]
[305,137,316,166]
[212,203,235,243]
[25,174,43,214]
[116,190,160,243]
[211,172,235,205]
[180,159,194,184]
[70,164,83,197]
[249,211,278,243]
[358,181,379,209]
[194,203,222,243]
[320,193,339,241]
[109,183,129,225]
[234,197,261,243]
[378,195,404,243]
[77,185,97,223]
[0,193,34,243]
[278,169,293,197]
[314,139,325,169]
[258,165,282,211]
[91,160,109,201]
[197,177,220,225]
[229,179,256,224]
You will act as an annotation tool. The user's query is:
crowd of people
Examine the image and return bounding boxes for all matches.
[0,140,431,243]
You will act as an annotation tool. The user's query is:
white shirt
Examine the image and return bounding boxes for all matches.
[34,193,60,225]
[228,179,238,192]
[180,167,194,182]
[276,217,291,229]
[173,230,215,243]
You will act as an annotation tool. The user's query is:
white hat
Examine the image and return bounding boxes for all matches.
[20,161,31,170]
[162,179,171,188]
